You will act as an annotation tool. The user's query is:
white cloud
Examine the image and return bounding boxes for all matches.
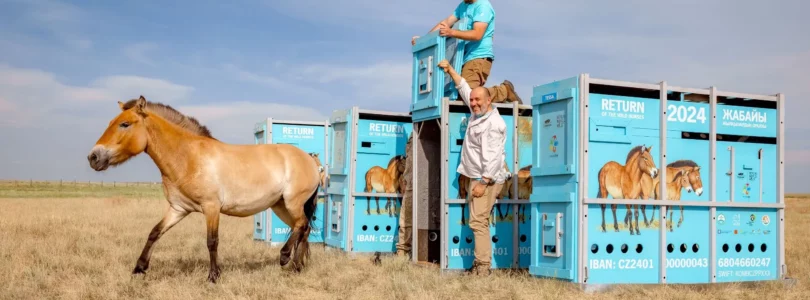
[0,64,195,128]
[0,63,331,181]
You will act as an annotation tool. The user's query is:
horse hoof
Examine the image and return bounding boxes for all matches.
[207,267,221,284]
[280,255,291,267]
[132,265,147,275]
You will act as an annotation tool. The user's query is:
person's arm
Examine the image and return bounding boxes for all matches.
[480,122,506,184]
[438,60,472,112]
[430,14,459,33]
[444,22,487,41]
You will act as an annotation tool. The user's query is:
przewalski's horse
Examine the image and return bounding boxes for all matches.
[87,96,322,283]
[458,162,511,226]
[364,155,405,217]
[649,160,704,230]
[308,153,328,192]
[503,164,532,223]
[596,145,659,235]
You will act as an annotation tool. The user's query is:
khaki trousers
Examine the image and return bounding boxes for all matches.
[467,181,504,268]
[396,136,414,253]
[460,58,509,103]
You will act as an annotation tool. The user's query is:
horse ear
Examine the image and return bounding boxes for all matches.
[135,96,147,117]
[646,145,653,152]
[118,101,125,111]
[694,166,700,172]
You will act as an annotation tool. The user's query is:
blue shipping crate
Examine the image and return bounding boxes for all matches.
[410,97,534,270]
[528,74,786,287]
[325,107,412,253]
[252,118,330,246]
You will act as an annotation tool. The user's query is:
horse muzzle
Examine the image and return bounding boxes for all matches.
[694,187,703,196]
[88,146,111,171]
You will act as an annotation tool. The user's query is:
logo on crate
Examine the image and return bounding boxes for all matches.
[763,230,771,235]
[733,214,741,226]
[762,215,770,226]
[746,214,756,226]
[717,229,731,234]
[737,172,745,179]
[556,115,565,128]
[742,183,751,198]
[543,118,551,127]
[549,136,558,155]
[717,214,726,225]
[749,172,757,181]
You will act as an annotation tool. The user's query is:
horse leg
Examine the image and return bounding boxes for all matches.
[611,204,619,232]
[133,207,189,275]
[600,204,606,232]
[461,203,467,225]
[376,196,381,215]
[641,204,650,228]
[201,202,222,283]
[633,204,641,235]
[283,191,316,272]
[678,205,684,228]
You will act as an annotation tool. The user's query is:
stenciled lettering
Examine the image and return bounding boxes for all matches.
[602,98,645,114]
[282,127,315,136]
[600,98,645,120]
[369,123,405,133]
[721,109,768,129]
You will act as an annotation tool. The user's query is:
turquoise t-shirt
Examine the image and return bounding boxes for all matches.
[453,0,495,63]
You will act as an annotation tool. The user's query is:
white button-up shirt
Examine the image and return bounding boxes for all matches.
[455,78,509,184]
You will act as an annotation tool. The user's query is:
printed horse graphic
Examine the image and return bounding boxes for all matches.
[596,145,659,235]
[364,155,406,216]
[502,164,532,223]
[649,160,704,230]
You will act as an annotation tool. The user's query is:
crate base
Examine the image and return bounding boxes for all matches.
[579,277,798,293]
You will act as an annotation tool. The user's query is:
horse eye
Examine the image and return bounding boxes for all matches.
[119,122,130,128]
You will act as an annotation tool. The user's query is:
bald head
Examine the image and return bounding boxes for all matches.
[471,86,490,99]
[469,86,492,116]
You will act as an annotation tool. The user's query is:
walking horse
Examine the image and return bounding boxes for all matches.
[87,96,322,283]
[596,145,659,235]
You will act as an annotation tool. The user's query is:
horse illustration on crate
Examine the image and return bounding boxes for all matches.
[648,160,704,231]
[596,145,659,235]
[503,164,532,223]
[364,155,406,217]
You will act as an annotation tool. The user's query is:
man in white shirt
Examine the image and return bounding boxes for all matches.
[438,59,508,275]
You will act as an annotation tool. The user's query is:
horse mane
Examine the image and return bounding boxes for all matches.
[519,165,532,171]
[122,99,215,140]
[626,145,645,163]
[668,160,698,168]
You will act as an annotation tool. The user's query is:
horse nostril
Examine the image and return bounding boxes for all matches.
[89,153,98,163]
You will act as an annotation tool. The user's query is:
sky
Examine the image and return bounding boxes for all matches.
[0,0,808,192]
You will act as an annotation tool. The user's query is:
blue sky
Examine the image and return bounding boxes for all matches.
[1,0,808,192]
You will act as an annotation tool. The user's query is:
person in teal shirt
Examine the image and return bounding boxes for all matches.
[411,0,522,104]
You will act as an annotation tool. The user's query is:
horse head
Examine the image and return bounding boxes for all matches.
[686,166,703,196]
[637,145,659,178]
[88,96,150,171]
[674,169,691,190]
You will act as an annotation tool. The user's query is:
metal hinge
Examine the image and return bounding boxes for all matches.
[584,267,589,282]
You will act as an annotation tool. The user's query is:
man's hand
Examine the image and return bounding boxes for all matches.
[472,180,487,198]
[438,59,450,73]
[438,23,455,38]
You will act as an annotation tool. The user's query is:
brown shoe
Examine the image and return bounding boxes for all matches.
[503,80,522,104]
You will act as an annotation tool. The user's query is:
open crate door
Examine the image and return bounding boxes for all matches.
[252,120,269,242]
[325,110,352,249]
[410,20,466,122]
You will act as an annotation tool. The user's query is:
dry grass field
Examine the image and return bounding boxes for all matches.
[0,181,807,299]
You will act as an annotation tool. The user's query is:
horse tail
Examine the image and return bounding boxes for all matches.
[596,166,606,198]
[304,188,318,228]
